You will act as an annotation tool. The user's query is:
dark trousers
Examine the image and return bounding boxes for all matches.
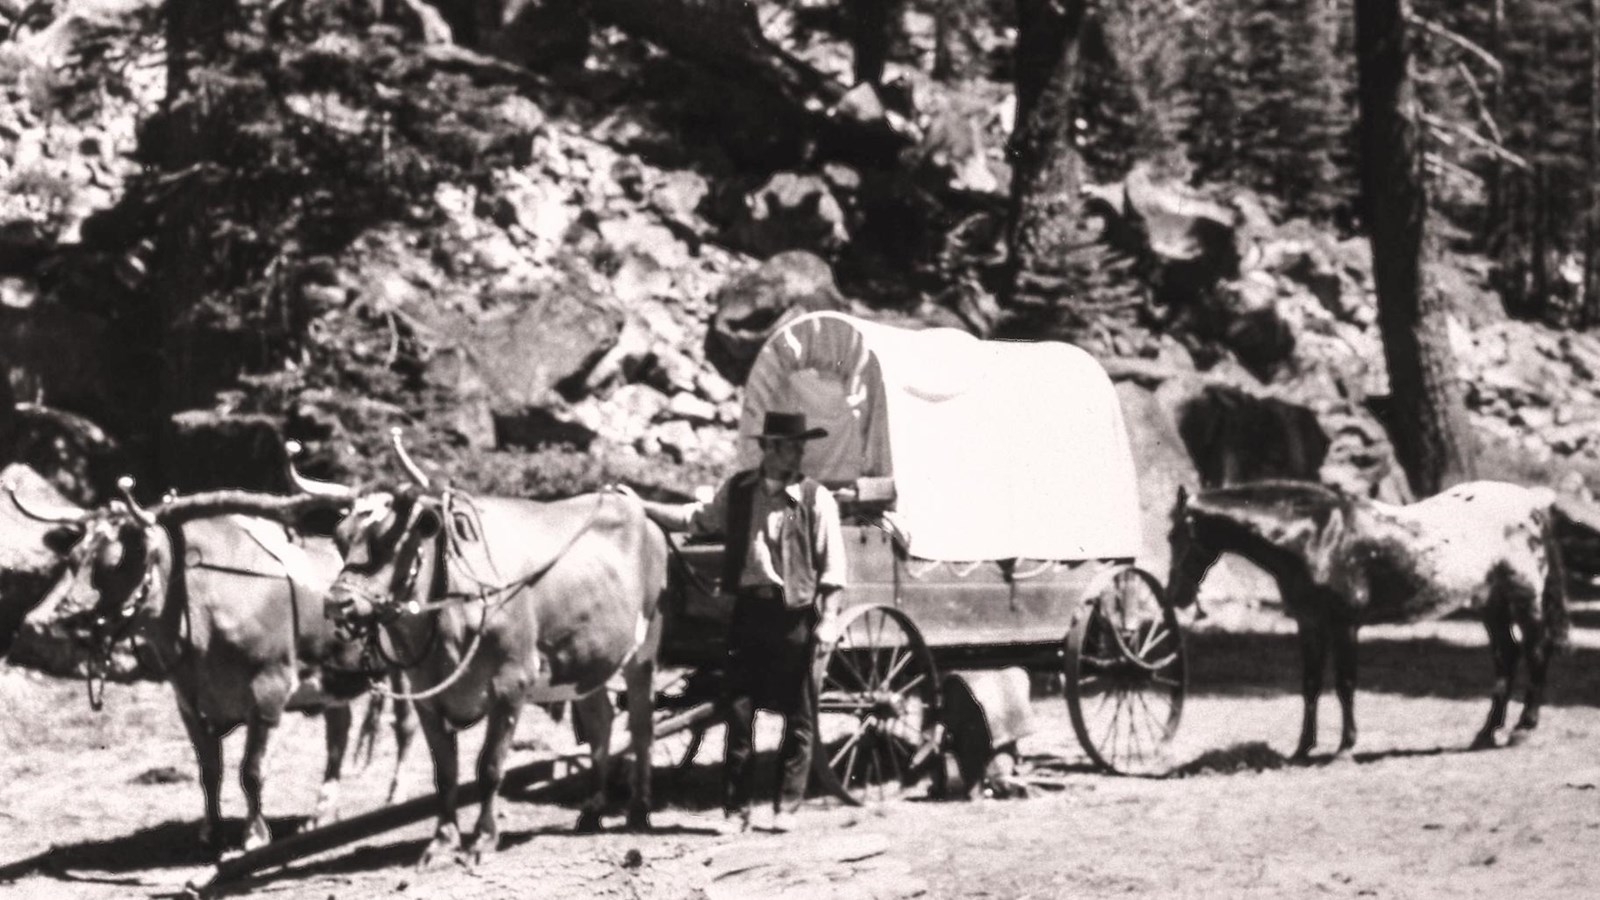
[723,587,818,814]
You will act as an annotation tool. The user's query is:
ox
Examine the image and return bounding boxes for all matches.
[325,430,666,868]
[10,478,417,855]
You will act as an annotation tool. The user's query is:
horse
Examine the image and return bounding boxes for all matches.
[1167,479,1569,759]
[8,480,417,855]
[324,430,667,869]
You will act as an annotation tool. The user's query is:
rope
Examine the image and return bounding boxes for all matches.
[360,491,611,702]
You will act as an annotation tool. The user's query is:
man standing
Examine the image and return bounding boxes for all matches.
[624,411,846,833]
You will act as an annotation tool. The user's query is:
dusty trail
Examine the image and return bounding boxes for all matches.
[4,609,1600,899]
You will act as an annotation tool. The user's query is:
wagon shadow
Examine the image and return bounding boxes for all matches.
[1185,628,1600,707]
[0,815,306,883]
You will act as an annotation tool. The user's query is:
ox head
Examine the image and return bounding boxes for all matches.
[326,429,443,630]
[7,452,358,685]
[7,478,175,687]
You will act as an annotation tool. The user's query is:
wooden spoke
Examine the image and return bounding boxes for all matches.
[1064,567,1186,776]
[811,604,939,806]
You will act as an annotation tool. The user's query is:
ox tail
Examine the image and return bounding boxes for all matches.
[1542,502,1573,654]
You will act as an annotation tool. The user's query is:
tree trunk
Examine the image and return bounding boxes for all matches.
[1004,0,1090,307]
[845,0,892,86]
[1486,0,1505,257]
[1586,0,1600,325]
[165,0,240,97]
[1354,0,1475,495]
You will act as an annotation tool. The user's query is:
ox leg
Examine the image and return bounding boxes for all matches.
[573,690,615,833]
[1292,619,1328,760]
[240,714,277,852]
[624,658,655,832]
[389,691,419,803]
[414,704,462,870]
[1332,620,1359,755]
[355,692,385,771]
[463,697,521,865]
[312,705,353,829]
[1473,604,1519,750]
[178,705,225,854]
[1512,605,1549,741]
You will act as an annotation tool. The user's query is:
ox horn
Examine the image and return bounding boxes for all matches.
[389,427,431,488]
[6,484,88,524]
[284,440,356,498]
[116,476,158,527]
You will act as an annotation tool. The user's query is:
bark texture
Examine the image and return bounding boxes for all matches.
[1354,0,1476,494]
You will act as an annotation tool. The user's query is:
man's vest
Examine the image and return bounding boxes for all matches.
[720,469,824,611]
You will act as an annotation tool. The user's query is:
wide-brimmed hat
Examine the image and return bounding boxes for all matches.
[747,411,828,442]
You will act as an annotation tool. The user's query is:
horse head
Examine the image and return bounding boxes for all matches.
[1165,485,1214,610]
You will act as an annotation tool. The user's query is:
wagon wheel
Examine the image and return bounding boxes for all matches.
[811,603,940,806]
[1063,566,1185,776]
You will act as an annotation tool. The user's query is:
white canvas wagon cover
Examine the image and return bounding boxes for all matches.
[738,311,1142,562]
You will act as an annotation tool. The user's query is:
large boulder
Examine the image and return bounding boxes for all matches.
[0,463,72,660]
[706,251,850,384]
[724,173,851,259]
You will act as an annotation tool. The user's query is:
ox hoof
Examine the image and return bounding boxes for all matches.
[1469,730,1500,751]
[575,809,605,834]
[417,827,462,871]
[1508,727,1538,748]
[242,822,272,854]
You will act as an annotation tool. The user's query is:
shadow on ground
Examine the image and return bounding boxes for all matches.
[1184,628,1600,707]
[0,815,306,883]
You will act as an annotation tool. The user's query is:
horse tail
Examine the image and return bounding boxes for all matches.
[1541,503,1572,654]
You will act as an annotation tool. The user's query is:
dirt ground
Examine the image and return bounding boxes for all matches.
[4,605,1600,900]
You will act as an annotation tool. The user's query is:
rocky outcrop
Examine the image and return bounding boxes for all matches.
[706,250,851,384]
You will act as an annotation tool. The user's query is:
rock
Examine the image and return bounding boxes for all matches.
[473,229,527,273]
[452,285,623,409]
[650,420,698,462]
[707,251,849,384]
[582,317,653,393]
[650,170,711,234]
[422,347,499,449]
[1123,163,1239,273]
[0,276,36,308]
[695,369,736,404]
[1547,423,1591,456]
[573,383,670,444]
[0,463,73,660]
[665,392,718,425]
[726,172,850,258]
[599,216,691,269]
[644,346,701,396]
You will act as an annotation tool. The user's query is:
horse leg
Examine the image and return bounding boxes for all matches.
[1472,604,1519,751]
[239,713,277,851]
[388,690,418,803]
[462,695,521,865]
[1292,620,1328,760]
[573,689,615,833]
[624,657,656,832]
[414,703,462,870]
[177,702,225,854]
[311,704,353,829]
[1512,607,1550,742]
[1332,621,1359,755]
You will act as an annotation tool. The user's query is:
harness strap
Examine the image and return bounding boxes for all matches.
[363,491,612,702]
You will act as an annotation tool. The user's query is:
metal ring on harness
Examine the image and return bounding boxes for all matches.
[359,490,610,703]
